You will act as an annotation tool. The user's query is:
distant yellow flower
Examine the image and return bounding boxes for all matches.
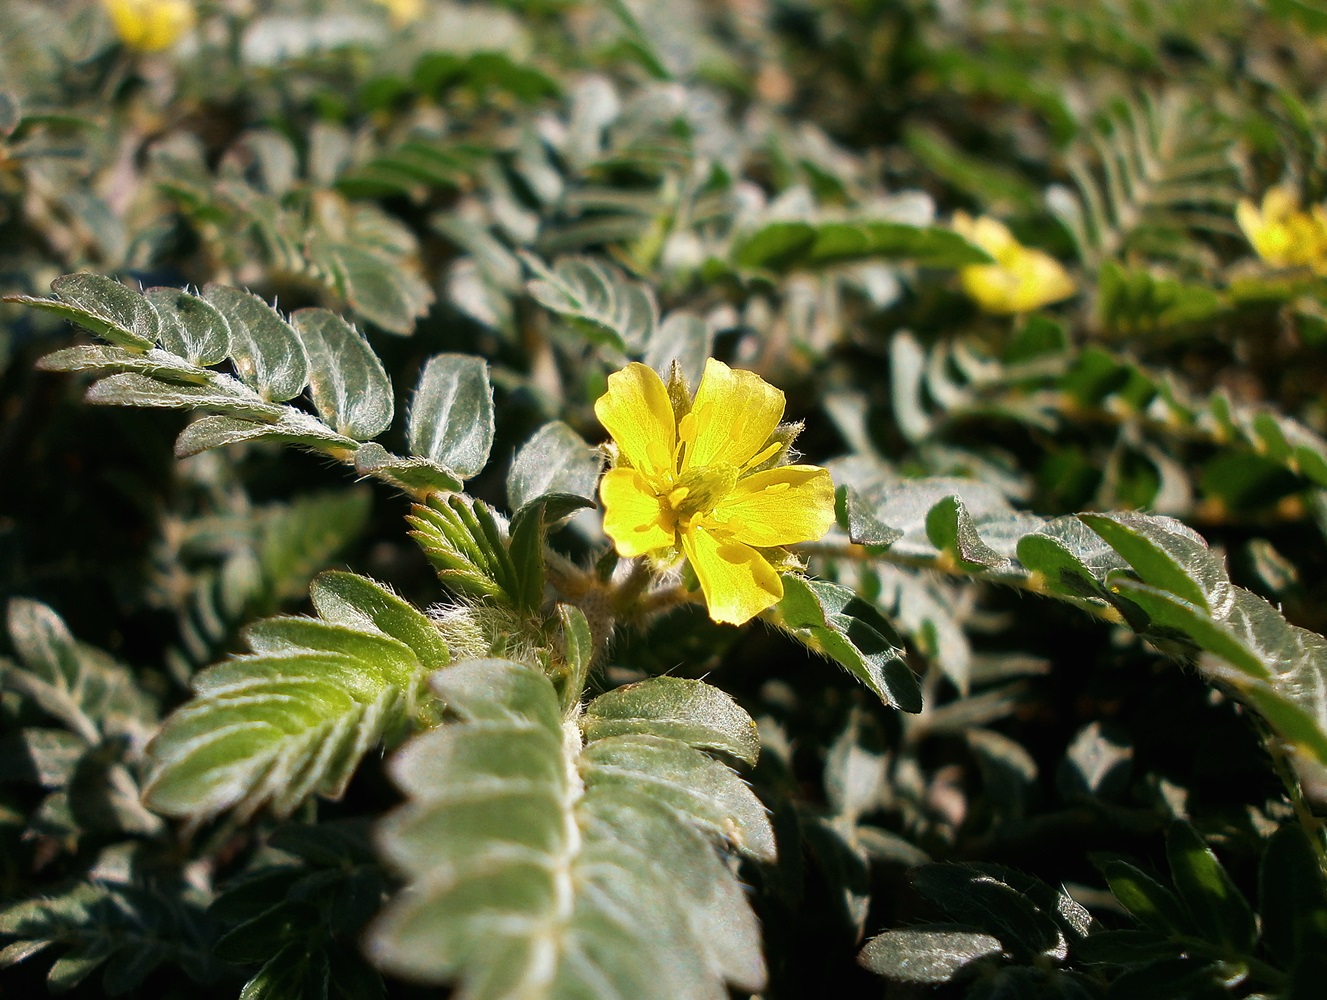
[371,0,425,26]
[595,360,836,626]
[102,0,195,52]
[1236,186,1327,274]
[952,212,1076,314]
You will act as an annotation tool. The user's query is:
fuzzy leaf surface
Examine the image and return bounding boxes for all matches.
[370,658,767,998]
[143,575,438,821]
[291,308,394,440]
[408,354,495,479]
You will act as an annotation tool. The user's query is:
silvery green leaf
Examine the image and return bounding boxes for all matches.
[8,274,158,350]
[203,285,309,402]
[408,354,494,478]
[85,372,286,421]
[644,311,712,391]
[506,421,601,511]
[291,308,394,440]
[370,659,766,996]
[37,345,209,384]
[524,253,657,352]
[313,239,434,337]
[173,413,358,459]
[143,287,231,366]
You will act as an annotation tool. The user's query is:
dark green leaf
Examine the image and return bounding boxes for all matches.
[774,575,920,711]
[732,219,993,271]
[1260,824,1327,968]
[1098,859,1193,936]
[507,493,594,612]
[1071,929,1184,967]
[1164,822,1256,953]
[908,864,1067,961]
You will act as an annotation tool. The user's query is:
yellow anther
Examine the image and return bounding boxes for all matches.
[742,441,782,470]
[667,486,691,508]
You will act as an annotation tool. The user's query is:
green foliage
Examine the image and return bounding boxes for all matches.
[209,822,387,1000]
[143,572,444,822]
[369,659,768,996]
[6,0,1327,997]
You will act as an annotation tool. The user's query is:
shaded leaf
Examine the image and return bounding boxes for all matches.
[773,575,920,712]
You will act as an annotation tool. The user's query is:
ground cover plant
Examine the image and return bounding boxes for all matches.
[5,0,1327,997]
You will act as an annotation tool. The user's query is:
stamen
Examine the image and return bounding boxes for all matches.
[742,441,782,470]
[667,486,691,508]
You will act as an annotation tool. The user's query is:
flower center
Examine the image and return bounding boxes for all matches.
[659,465,739,530]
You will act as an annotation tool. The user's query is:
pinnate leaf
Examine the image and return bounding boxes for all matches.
[143,574,438,821]
[524,253,658,352]
[370,659,767,997]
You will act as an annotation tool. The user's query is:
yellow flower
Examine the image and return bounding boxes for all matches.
[952,212,1076,314]
[595,360,836,626]
[1236,186,1327,274]
[102,0,195,52]
[371,0,425,26]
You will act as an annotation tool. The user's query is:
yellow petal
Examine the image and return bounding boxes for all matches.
[372,0,424,25]
[600,468,674,557]
[103,0,194,52]
[706,466,836,548]
[1262,185,1298,222]
[1235,198,1262,245]
[960,246,1075,315]
[594,362,677,484]
[680,359,785,473]
[681,524,783,625]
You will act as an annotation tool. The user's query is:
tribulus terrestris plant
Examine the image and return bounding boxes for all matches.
[5,1,1327,998]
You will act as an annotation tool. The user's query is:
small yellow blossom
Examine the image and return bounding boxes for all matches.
[952,212,1076,314]
[102,0,195,52]
[1235,185,1327,274]
[371,0,425,27]
[595,360,836,626]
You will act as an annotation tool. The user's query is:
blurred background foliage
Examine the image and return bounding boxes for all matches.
[5,0,1327,997]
